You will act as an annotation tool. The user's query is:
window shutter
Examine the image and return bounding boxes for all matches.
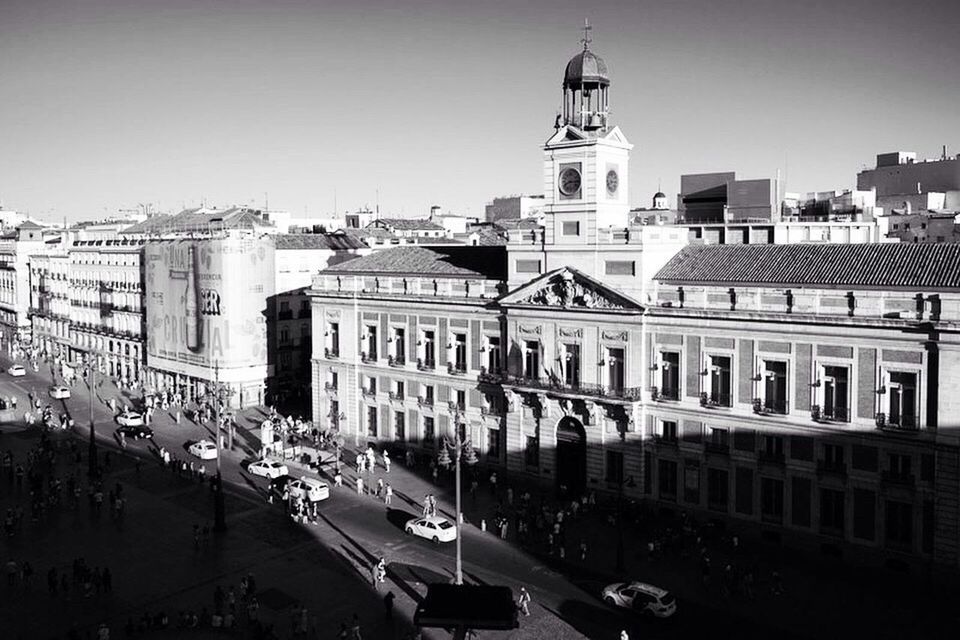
[438,414,450,438]
[380,405,390,439]
[437,384,449,404]
[379,314,388,357]
[438,318,448,366]
[407,409,419,443]
[408,380,419,399]
[471,320,481,370]
[685,336,701,398]
[408,316,417,362]
[469,388,483,408]
[738,339,754,404]
[794,343,812,411]
[857,347,877,419]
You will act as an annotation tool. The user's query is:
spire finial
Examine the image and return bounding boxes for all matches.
[581,18,592,50]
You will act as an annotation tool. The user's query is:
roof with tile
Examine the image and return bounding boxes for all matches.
[271,234,367,251]
[655,243,960,290]
[121,208,272,235]
[322,245,506,279]
[370,218,445,231]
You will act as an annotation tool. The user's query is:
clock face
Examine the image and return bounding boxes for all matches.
[559,167,582,197]
[606,169,619,195]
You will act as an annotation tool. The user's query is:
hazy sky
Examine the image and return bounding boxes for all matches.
[2,0,959,222]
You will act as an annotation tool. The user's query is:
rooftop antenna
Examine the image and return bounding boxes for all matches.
[943,144,948,160]
[581,18,592,50]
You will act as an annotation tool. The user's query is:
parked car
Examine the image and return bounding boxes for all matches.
[269,475,330,502]
[188,440,218,460]
[49,385,71,400]
[247,459,289,479]
[115,425,153,440]
[116,411,145,427]
[7,364,26,377]
[405,516,457,543]
[601,582,677,618]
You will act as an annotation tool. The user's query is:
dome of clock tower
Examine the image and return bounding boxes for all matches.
[563,49,610,88]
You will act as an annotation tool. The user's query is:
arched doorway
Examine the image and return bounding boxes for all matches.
[555,416,586,497]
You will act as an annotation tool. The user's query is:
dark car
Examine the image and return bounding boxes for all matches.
[115,425,154,440]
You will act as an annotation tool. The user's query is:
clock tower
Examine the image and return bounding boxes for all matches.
[543,27,633,235]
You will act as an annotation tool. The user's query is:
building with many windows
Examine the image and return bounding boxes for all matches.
[307,38,960,570]
[1,222,54,355]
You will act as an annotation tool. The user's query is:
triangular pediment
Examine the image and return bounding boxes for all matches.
[545,125,587,145]
[500,267,643,312]
[602,126,630,145]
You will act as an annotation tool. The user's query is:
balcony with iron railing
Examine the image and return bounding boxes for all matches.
[650,385,679,402]
[875,412,921,432]
[361,387,377,399]
[361,351,378,364]
[502,374,644,402]
[388,354,406,368]
[417,358,436,371]
[480,405,504,418]
[811,405,851,423]
[478,367,505,384]
[699,391,733,408]
[417,396,434,408]
[447,400,466,413]
[388,391,405,402]
[323,382,338,393]
[324,347,339,360]
[447,362,467,376]
[753,398,789,416]
[653,434,679,448]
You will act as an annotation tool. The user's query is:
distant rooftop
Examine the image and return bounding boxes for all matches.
[322,245,507,280]
[272,234,367,251]
[121,208,271,235]
[370,218,445,231]
[656,243,960,290]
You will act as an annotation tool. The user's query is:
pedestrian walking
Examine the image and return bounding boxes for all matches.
[349,613,362,640]
[376,477,384,499]
[518,587,531,616]
[384,483,393,506]
[383,451,391,473]
[356,477,364,496]
[334,470,343,487]
[383,591,395,620]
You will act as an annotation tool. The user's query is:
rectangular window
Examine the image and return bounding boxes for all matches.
[515,260,541,274]
[822,365,850,421]
[887,371,918,429]
[708,427,729,450]
[392,328,405,363]
[606,450,624,484]
[525,435,539,468]
[524,340,540,379]
[887,453,912,481]
[424,385,434,404]
[761,477,784,523]
[455,389,466,411]
[365,376,377,396]
[367,406,378,438]
[453,333,467,372]
[486,336,501,373]
[762,435,784,461]
[423,416,435,447]
[365,326,378,360]
[819,488,845,535]
[885,500,913,548]
[607,347,625,392]
[735,467,754,515]
[561,221,580,236]
[394,380,405,400]
[762,360,788,414]
[658,420,678,442]
[487,428,500,459]
[394,411,406,441]
[605,260,635,276]
[422,330,435,368]
[329,400,339,429]
[562,343,581,387]
[707,468,728,511]
[853,488,875,541]
[328,322,340,356]
[708,355,732,406]
[822,443,844,470]
[660,352,680,399]
[658,459,678,500]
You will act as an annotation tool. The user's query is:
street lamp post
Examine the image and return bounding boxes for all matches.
[440,410,477,586]
[85,355,99,480]
[211,362,228,533]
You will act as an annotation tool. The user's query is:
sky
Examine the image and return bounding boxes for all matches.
[1,0,959,223]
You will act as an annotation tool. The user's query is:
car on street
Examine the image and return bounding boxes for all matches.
[269,475,330,502]
[602,582,677,618]
[115,424,153,440]
[188,440,218,460]
[247,458,289,479]
[7,364,26,377]
[116,411,145,427]
[405,516,457,544]
[49,385,71,399]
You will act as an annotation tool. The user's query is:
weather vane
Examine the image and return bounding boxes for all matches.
[581,18,592,50]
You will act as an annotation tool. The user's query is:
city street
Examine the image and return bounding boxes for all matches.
[0,357,811,639]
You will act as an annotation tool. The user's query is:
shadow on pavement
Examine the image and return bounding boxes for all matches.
[385,507,417,533]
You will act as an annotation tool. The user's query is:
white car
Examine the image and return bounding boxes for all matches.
[7,364,26,377]
[49,385,71,399]
[116,412,144,427]
[405,516,457,544]
[247,459,289,479]
[188,440,218,460]
[602,582,677,618]
[288,476,330,502]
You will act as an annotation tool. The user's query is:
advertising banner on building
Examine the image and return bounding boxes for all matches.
[145,236,275,378]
